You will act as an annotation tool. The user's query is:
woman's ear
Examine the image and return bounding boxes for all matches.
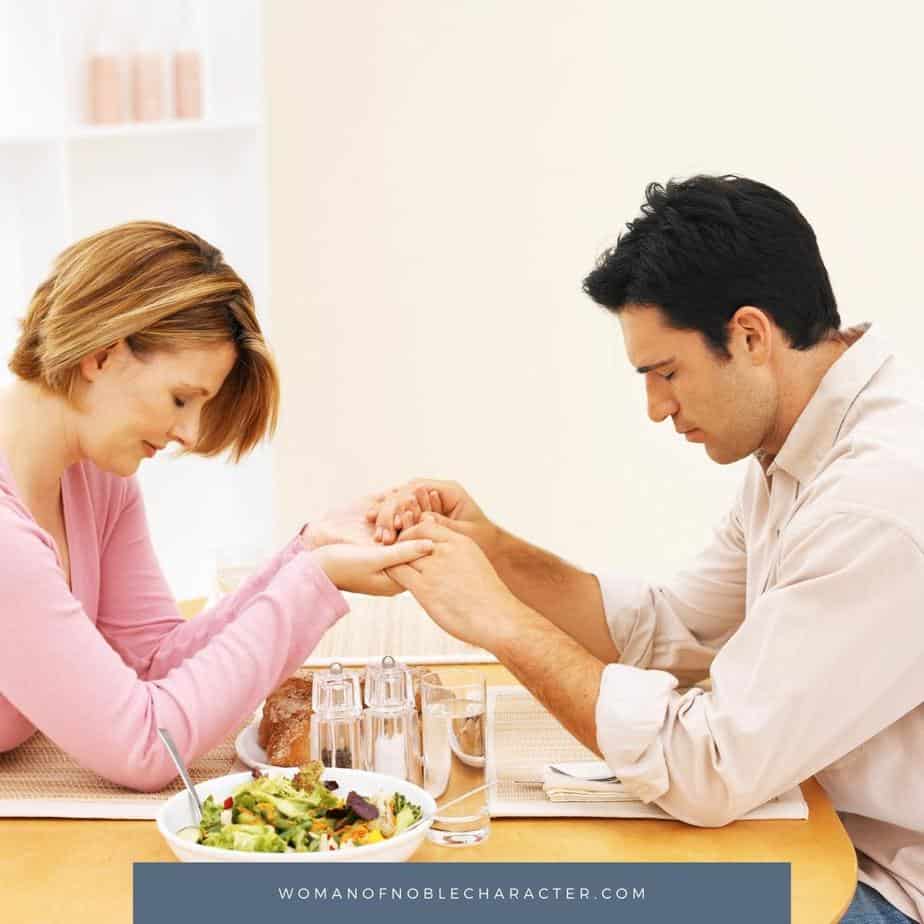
[78,340,125,382]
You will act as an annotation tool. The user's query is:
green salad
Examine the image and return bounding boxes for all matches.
[177,762,423,853]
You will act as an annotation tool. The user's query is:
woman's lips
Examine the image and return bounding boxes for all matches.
[142,441,158,457]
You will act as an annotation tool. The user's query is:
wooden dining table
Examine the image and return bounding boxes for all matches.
[0,651,857,924]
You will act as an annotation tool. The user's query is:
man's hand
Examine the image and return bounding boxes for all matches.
[385,516,521,650]
[367,481,616,665]
[313,539,434,597]
[365,479,499,553]
[389,519,607,759]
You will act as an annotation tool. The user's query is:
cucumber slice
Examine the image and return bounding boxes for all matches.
[176,826,202,843]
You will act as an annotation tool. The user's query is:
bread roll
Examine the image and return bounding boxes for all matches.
[265,712,311,766]
[257,668,313,766]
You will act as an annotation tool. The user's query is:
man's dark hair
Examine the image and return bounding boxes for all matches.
[582,175,840,355]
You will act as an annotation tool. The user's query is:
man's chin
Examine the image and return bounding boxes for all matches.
[704,442,745,465]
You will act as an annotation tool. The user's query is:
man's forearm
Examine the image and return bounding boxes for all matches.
[489,601,607,756]
[480,525,621,664]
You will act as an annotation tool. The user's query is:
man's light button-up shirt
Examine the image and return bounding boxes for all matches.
[595,326,924,923]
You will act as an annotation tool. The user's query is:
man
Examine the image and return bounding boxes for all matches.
[366,177,924,923]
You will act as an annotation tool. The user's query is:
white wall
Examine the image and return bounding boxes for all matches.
[265,0,923,582]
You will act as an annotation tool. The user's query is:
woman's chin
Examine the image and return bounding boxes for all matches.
[91,453,142,478]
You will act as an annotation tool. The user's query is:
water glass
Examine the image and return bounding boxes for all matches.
[421,669,489,847]
[214,543,265,595]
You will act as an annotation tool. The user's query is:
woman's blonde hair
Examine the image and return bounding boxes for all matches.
[9,220,279,461]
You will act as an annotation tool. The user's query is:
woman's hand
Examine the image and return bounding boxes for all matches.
[302,495,382,551]
[365,478,499,554]
[312,539,434,596]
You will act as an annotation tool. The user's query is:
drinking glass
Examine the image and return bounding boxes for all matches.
[214,543,265,596]
[421,669,489,846]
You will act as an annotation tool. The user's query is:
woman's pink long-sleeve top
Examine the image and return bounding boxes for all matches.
[0,455,349,791]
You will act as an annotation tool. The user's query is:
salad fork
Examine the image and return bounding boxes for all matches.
[158,727,204,823]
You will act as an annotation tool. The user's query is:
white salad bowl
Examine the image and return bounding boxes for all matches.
[156,768,435,863]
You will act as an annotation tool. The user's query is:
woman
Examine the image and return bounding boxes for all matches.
[0,221,432,791]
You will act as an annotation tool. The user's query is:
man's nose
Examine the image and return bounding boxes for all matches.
[645,376,679,423]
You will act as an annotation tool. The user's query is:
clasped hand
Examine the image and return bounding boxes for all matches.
[305,480,519,653]
[367,480,519,651]
[300,496,434,596]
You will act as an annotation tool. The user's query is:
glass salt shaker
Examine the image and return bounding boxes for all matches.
[310,662,362,770]
[362,656,422,783]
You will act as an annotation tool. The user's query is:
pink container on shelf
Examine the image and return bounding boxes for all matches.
[131,52,165,121]
[173,49,202,119]
[87,54,123,124]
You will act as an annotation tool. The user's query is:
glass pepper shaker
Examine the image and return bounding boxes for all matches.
[362,655,421,783]
[310,662,362,770]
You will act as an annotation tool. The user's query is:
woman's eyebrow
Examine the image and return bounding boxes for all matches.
[177,383,211,397]
[636,356,675,374]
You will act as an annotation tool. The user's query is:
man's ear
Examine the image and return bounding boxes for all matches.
[78,341,122,383]
[728,307,773,366]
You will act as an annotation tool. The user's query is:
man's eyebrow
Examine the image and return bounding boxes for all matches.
[635,357,675,374]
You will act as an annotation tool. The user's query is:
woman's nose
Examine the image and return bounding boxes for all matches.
[169,416,199,448]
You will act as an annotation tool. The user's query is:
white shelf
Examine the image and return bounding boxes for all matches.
[0,119,261,146]
[68,117,261,140]
[0,133,62,145]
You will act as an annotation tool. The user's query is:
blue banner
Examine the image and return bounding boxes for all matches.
[134,862,790,923]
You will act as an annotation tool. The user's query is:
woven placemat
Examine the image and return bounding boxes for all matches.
[486,686,597,814]
[0,720,252,819]
[485,687,809,820]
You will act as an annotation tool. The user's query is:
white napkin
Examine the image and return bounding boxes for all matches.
[542,760,639,803]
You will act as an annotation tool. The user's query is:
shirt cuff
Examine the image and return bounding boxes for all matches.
[277,533,305,567]
[594,572,655,668]
[595,662,678,803]
[288,540,347,615]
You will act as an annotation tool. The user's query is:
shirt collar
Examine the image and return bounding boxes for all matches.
[766,324,892,483]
